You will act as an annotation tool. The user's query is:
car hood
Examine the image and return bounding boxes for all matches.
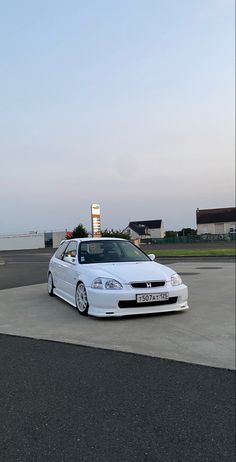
[86,261,174,283]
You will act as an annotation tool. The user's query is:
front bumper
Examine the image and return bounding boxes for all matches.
[86,284,188,317]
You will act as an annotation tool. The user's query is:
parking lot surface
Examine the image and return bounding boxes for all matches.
[0,256,234,369]
[0,250,235,461]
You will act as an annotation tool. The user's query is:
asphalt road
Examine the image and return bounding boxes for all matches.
[0,250,53,289]
[0,334,235,462]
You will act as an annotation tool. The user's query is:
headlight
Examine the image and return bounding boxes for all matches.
[91,278,123,290]
[170,273,182,286]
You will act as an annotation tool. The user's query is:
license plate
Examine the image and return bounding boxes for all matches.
[136,292,169,303]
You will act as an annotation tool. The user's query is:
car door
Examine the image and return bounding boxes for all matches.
[60,241,79,300]
[51,240,69,290]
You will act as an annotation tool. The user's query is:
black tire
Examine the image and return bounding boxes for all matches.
[47,272,54,296]
[75,282,89,315]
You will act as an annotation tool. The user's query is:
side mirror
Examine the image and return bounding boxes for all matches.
[64,255,76,264]
[148,253,156,261]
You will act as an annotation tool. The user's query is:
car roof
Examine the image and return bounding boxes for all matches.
[65,237,126,243]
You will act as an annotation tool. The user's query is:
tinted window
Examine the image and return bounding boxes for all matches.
[79,240,150,264]
[54,241,69,259]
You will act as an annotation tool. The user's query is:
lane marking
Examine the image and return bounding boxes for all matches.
[0,257,5,266]
[6,261,48,264]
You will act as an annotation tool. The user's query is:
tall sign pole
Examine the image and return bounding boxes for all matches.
[91,204,101,238]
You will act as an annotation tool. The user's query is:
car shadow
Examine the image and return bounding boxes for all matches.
[95,310,187,322]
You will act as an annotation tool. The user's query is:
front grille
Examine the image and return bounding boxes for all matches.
[130,281,165,289]
[118,297,178,308]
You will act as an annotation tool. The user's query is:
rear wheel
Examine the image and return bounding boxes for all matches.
[47,272,54,296]
[75,282,89,315]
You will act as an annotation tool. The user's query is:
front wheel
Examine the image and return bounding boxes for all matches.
[75,283,89,315]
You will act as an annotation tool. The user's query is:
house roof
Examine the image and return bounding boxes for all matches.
[128,220,162,235]
[196,208,236,224]
[128,223,146,235]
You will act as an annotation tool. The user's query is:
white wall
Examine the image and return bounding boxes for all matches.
[128,226,165,239]
[0,234,45,251]
[53,231,66,248]
[149,226,165,238]
[225,222,236,233]
[197,222,236,235]
[126,228,141,239]
[161,223,165,238]
[130,230,140,239]
[197,223,214,234]
[149,228,160,238]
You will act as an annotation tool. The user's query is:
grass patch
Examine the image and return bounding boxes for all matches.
[148,248,236,257]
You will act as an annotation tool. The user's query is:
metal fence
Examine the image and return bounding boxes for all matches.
[140,233,236,245]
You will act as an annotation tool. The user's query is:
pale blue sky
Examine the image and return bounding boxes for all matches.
[0,0,235,232]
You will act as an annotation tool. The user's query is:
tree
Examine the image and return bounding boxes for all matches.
[101,228,131,239]
[178,228,197,236]
[66,224,89,239]
[165,230,178,238]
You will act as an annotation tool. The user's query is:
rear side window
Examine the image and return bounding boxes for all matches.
[64,241,77,258]
[54,241,69,259]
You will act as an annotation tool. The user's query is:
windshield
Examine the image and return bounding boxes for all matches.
[79,240,150,264]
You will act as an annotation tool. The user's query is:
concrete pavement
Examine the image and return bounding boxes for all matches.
[0,261,235,369]
[0,257,235,462]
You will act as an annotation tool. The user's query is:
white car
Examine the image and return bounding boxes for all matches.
[47,238,188,317]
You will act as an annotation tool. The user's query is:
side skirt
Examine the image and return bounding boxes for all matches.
[53,288,76,307]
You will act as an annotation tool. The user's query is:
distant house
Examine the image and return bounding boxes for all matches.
[196,207,236,235]
[124,220,165,240]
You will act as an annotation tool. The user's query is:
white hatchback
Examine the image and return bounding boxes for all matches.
[47,238,189,317]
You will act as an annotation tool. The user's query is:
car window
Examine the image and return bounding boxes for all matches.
[79,240,150,264]
[63,241,77,259]
[119,241,145,259]
[54,241,69,259]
